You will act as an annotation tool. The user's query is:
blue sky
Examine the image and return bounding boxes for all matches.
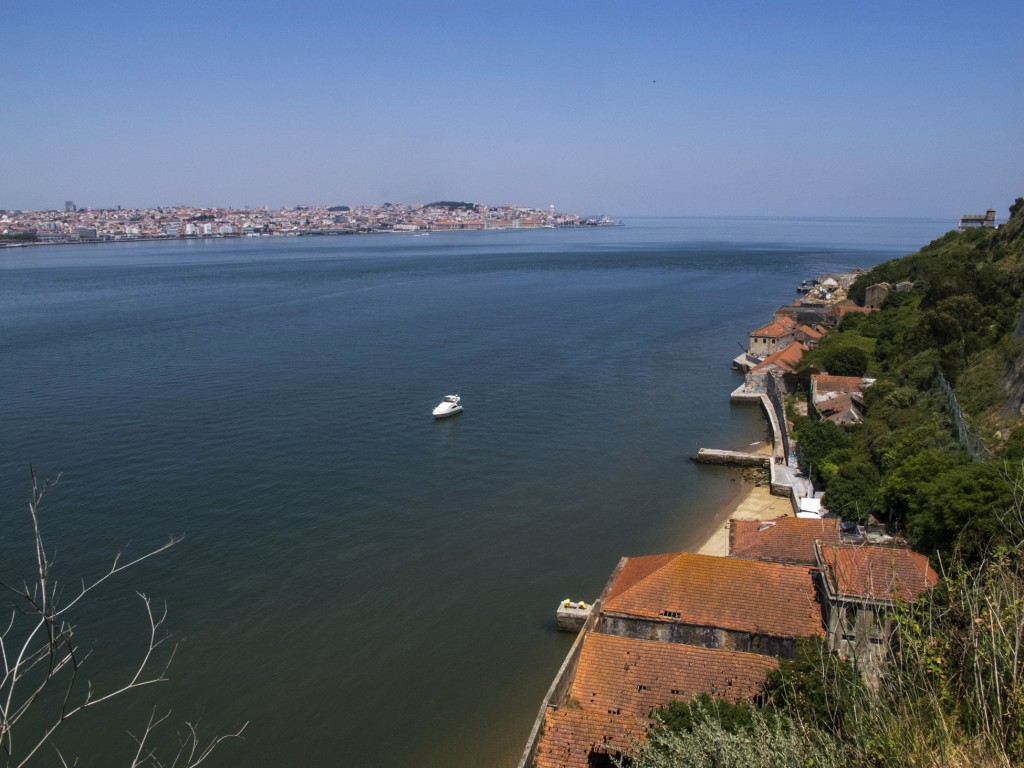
[2,1,1021,216]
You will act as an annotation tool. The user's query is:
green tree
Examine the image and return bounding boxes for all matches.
[792,417,851,481]
[821,346,870,376]
[822,460,882,521]
[766,639,865,738]
[1001,427,1024,460]
[884,452,1011,558]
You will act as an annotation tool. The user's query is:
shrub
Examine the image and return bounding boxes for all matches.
[822,346,870,376]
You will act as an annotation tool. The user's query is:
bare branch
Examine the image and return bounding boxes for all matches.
[53,537,183,620]
[127,708,173,768]
[2,468,241,767]
[127,713,248,768]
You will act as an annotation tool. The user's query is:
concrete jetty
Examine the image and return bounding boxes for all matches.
[691,448,771,468]
[556,599,593,632]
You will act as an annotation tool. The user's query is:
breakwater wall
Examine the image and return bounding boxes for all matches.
[691,448,770,467]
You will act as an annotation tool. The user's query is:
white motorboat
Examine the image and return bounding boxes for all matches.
[432,394,463,419]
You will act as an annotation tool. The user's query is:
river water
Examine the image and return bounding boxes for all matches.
[0,217,948,766]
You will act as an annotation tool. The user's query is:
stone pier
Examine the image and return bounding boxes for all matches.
[690,448,771,468]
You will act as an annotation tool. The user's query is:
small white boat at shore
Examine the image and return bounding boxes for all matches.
[432,394,463,419]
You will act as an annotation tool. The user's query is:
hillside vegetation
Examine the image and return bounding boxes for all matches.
[627,198,1024,768]
[792,198,1024,563]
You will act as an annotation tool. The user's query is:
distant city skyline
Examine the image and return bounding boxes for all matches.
[2,201,606,245]
[2,1,1021,218]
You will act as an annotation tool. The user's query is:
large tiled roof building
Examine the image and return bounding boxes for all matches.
[573,632,779,716]
[597,552,823,658]
[532,633,780,768]
[748,317,797,359]
[522,524,941,767]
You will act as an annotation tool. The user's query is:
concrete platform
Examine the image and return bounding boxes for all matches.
[730,383,763,402]
[556,600,593,632]
[732,352,761,372]
[691,448,771,467]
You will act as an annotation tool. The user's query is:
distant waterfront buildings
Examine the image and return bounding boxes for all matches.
[0,201,609,246]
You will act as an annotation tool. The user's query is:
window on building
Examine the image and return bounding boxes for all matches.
[844,605,858,632]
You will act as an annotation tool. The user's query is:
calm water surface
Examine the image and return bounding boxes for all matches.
[0,217,949,766]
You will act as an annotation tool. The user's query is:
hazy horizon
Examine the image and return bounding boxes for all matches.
[3,1,1021,218]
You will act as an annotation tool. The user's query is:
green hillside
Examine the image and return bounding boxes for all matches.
[794,198,1024,562]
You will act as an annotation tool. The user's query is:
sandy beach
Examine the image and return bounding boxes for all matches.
[692,441,793,557]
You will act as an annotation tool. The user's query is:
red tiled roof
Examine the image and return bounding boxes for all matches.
[602,552,823,639]
[751,342,805,374]
[533,707,646,768]
[795,324,825,340]
[750,317,797,338]
[572,633,778,720]
[832,301,876,318]
[811,374,866,397]
[817,544,939,603]
[816,392,861,424]
[605,553,678,604]
[730,518,842,565]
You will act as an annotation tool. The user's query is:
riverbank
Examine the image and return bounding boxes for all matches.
[694,480,793,556]
[691,441,793,557]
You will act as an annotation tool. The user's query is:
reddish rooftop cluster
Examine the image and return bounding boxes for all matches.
[526,515,939,768]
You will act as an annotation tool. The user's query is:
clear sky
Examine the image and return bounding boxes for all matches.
[2,1,1021,217]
